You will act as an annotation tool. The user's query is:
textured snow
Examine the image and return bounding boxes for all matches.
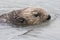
[0,0,60,40]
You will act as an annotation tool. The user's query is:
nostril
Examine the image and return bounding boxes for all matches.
[47,15,51,20]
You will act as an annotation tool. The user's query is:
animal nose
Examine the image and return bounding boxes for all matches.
[47,15,51,20]
[18,18,25,23]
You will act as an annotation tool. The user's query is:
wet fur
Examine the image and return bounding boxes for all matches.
[0,7,49,25]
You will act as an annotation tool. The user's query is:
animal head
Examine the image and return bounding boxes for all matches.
[13,7,51,25]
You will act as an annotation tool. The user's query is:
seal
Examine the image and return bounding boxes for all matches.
[0,7,51,25]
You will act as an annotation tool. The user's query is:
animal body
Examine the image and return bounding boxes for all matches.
[0,7,51,25]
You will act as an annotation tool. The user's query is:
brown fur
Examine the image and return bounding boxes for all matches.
[0,7,50,25]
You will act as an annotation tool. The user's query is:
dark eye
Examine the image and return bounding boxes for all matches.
[33,13,40,17]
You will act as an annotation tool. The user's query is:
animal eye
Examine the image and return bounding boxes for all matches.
[33,13,40,17]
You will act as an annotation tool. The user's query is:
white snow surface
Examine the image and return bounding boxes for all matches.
[0,0,60,40]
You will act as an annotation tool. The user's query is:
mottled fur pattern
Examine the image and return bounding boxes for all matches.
[0,7,51,25]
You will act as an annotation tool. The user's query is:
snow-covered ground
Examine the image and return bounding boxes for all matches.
[0,0,60,40]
